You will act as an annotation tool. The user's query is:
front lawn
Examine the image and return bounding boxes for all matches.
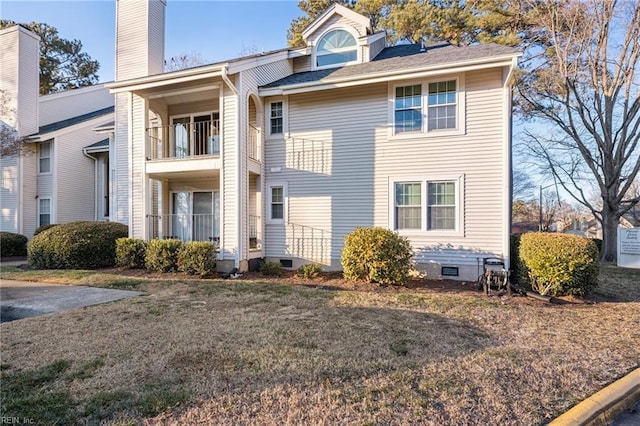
[1,266,638,424]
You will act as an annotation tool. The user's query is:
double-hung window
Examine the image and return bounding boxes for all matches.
[39,198,51,226]
[38,141,51,173]
[395,182,422,229]
[394,85,422,133]
[392,177,462,233]
[393,79,459,134]
[268,183,287,223]
[427,80,457,131]
[270,102,283,135]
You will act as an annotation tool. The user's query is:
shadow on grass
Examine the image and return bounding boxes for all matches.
[593,265,640,302]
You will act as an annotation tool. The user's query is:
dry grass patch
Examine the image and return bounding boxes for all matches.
[1,267,639,424]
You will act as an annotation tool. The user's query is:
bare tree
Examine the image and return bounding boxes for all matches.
[517,0,640,262]
[164,51,208,72]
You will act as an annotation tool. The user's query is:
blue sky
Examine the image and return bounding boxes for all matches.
[1,0,302,83]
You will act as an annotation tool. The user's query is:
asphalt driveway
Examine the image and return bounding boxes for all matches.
[0,279,142,323]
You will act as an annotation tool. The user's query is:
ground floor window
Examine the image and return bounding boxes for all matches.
[267,182,287,223]
[391,176,463,234]
[39,198,51,226]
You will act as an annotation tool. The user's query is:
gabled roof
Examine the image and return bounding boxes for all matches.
[83,138,109,153]
[302,3,371,41]
[261,42,520,91]
[36,106,115,136]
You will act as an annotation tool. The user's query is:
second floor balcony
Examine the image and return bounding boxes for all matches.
[147,119,220,161]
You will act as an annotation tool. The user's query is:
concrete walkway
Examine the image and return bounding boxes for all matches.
[0,279,142,323]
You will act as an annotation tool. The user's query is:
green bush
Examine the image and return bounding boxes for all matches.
[260,261,284,277]
[341,227,413,286]
[592,238,602,254]
[178,241,217,277]
[115,238,147,269]
[27,221,128,269]
[510,234,522,283]
[0,232,28,257]
[297,263,322,279]
[33,224,58,236]
[518,232,599,296]
[145,239,183,272]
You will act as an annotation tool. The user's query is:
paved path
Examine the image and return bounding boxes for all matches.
[0,279,142,323]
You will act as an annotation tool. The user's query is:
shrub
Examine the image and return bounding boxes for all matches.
[260,261,284,277]
[115,238,147,269]
[518,232,599,296]
[0,232,28,257]
[510,234,522,284]
[297,263,322,279]
[592,238,602,254]
[341,227,413,286]
[27,221,128,269]
[178,241,217,277]
[33,224,58,237]
[145,239,183,272]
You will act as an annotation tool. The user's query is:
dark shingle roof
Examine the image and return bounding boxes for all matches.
[261,42,519,89]
[37,106,114,135]
[84,138,109,151]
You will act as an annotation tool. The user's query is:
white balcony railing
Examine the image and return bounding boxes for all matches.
[147,120,220,161]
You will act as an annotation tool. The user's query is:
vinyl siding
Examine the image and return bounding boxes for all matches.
[0,26,39,136]
[39,85,113,127]
[307,15,367,45]
[221,85,238,261]
[264,68,509,278]
[130,94,146,238]
[21,154,37,236]
[369,36,386,60]
[114,92,130,226]
[293,55,312,73]
[0,157,19,233]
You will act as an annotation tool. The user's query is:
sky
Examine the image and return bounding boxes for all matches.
[1,0,303,83]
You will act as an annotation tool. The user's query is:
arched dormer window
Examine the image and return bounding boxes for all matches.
[315,29,358,68]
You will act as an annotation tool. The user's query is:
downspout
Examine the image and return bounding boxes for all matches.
[221,66,243,269]
[82,148,99,220]
[503,56,518,271]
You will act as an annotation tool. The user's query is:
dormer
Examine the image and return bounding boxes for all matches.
[301,3,386,70]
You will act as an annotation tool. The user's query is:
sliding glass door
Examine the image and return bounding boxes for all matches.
[171,191,219,243]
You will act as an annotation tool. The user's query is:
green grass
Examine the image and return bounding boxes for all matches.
[595,264,640,301]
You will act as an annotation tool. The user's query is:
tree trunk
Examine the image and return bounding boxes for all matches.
[600,208,619,263]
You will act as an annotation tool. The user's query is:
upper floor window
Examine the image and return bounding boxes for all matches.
[428,80,457,131]
[392,79,461,135]
[316,29,357,68]
[270,102,283,135]
[38,141,51,174]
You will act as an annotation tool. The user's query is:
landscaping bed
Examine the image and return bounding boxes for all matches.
[0,265,638,425]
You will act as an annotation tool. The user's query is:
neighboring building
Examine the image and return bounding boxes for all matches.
[107,1,520,280]
[0,25,114,237]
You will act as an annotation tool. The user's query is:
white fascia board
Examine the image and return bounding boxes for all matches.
[228,50,291,74]
[302,3,370,40]
[39,84,107,103]
[260,56,519,96]
[107,66,227,93]
[30,113,115,141]
[288,47,312,58]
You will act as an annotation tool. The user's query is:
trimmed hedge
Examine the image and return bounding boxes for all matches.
[341,227,413,286]
[518,232,599,296]
[0,232,28,257]
[33,224,58,236]
[115,238,147,269]
[145,239,183,272]
[27,221,128,269]
[177,241,217,277]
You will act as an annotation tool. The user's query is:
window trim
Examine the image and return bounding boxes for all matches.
[313,27,361,70]
[388,75,466,139]
[38,141,52,175]
[265,98,287,139]
[267,182,287,224]
[38,197,52,227]
[389,175,464,237]
[269,101,283,135]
